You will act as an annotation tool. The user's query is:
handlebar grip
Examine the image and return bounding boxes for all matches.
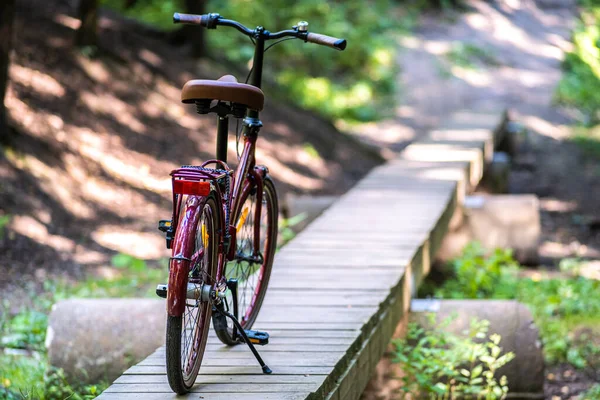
[173,12,207,26]
[306,33,347,51]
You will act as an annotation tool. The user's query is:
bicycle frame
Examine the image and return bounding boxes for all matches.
[166,34,269,317]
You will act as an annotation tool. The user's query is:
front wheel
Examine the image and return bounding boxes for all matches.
[215,175,278,345]
[166,194,219,394]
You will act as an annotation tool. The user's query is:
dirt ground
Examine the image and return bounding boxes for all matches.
[0,0,383,302]
[358,0,600,398]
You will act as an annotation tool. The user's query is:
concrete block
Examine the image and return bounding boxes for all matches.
[437,194,540,265]
[411,299,544,397]
[46,299,165,384]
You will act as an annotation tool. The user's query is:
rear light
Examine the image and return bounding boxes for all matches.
[173,179,211,196]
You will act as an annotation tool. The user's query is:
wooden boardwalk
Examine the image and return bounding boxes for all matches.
[97,109,508,400]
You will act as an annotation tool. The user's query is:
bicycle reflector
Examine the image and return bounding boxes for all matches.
[173,179,211,196]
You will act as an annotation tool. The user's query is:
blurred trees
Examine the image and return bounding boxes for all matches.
[183,0,206,58]
[0,0,15,139]
[76,0,98,46]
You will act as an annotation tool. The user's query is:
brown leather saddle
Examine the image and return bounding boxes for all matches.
[181,75,265,111]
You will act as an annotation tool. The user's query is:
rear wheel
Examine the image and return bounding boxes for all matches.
[166,194,219,394]
[215,176,278,345]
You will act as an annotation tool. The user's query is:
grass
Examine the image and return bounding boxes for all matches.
[554,0,600,124]
[571,124,600,161]
[421,243,600,369]
[0,254,166,398]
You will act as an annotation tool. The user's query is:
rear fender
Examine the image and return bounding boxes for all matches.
[167,195,204,317]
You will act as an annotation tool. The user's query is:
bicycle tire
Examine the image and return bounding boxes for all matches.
[214,175,278,345]
[166,193,219,394]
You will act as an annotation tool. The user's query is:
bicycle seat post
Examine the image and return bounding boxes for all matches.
[216,114,229,163]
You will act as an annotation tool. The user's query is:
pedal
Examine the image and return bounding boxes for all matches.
[158,220,172,233]
[156,284,167,299]
[158,220,174,249]
[243,330,269,346]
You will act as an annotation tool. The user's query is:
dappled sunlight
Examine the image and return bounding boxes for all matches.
[52,13,80,30]
[254,147,324,191]
[138,49,162,69]
[12,215,76,252]
[75,56,111,84]
[80,91,147,134]
[91,227,168,259]
[10,65,65,98]
[520,114,571,139]
[539,198,578,213]
[467,0,565,61]
[5,150,96,219]
[1,0,381,291]
[449,66,491,87]
[73,132,172,194]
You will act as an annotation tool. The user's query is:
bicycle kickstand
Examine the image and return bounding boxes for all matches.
[213,304,272,374]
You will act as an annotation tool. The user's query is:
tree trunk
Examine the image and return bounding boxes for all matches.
[184,0,206,58]
[0,0,15,140]
[76,0,98,47]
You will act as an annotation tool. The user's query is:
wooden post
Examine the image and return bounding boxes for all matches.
[0,0,15,140]
[184,0,206,58]
[76,0,98,47]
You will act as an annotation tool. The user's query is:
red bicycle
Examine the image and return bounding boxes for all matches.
[156,12,346,394]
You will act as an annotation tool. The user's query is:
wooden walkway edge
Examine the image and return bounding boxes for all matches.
[96,108,509,400]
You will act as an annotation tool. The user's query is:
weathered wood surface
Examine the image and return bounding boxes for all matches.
[97,109,507,400]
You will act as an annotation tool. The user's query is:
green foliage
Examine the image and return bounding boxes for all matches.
[101,0,179,30]
[0,311,47,351]
[101,0,404,122]
[555,0,600,124]
[571,124,600,160]
[0,253,161,398]
[0,214,10,240]
[427,244,600,369]
[0,358,106,400]
[210,0,401,122]
[393,316,513,399]
[445,42,500,70]
[516,277,600,368]
[278,213,307,249]
[582,384,600,399]
[433,242,519,299]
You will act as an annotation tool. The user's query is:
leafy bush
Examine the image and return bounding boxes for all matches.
[100,0,401,122]
[393,316,514,398]
[433,242,519,299]
[0,311,47,351]
[582,384,600,399]
[0,253,158,398]
[555,0,600,124]
[426,243,600,368]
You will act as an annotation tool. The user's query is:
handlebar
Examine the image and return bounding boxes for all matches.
[173,12,347,51]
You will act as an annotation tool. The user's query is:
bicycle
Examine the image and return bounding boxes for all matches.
[155,11,346,394]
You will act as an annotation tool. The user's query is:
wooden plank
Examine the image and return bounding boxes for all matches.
[206,335,357,345]
[123,365,333,375]
[203,344,351,353]
[138,353,345,367]
[104,383,319,393]
[97,393,308,400]
[114,374,325,384]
